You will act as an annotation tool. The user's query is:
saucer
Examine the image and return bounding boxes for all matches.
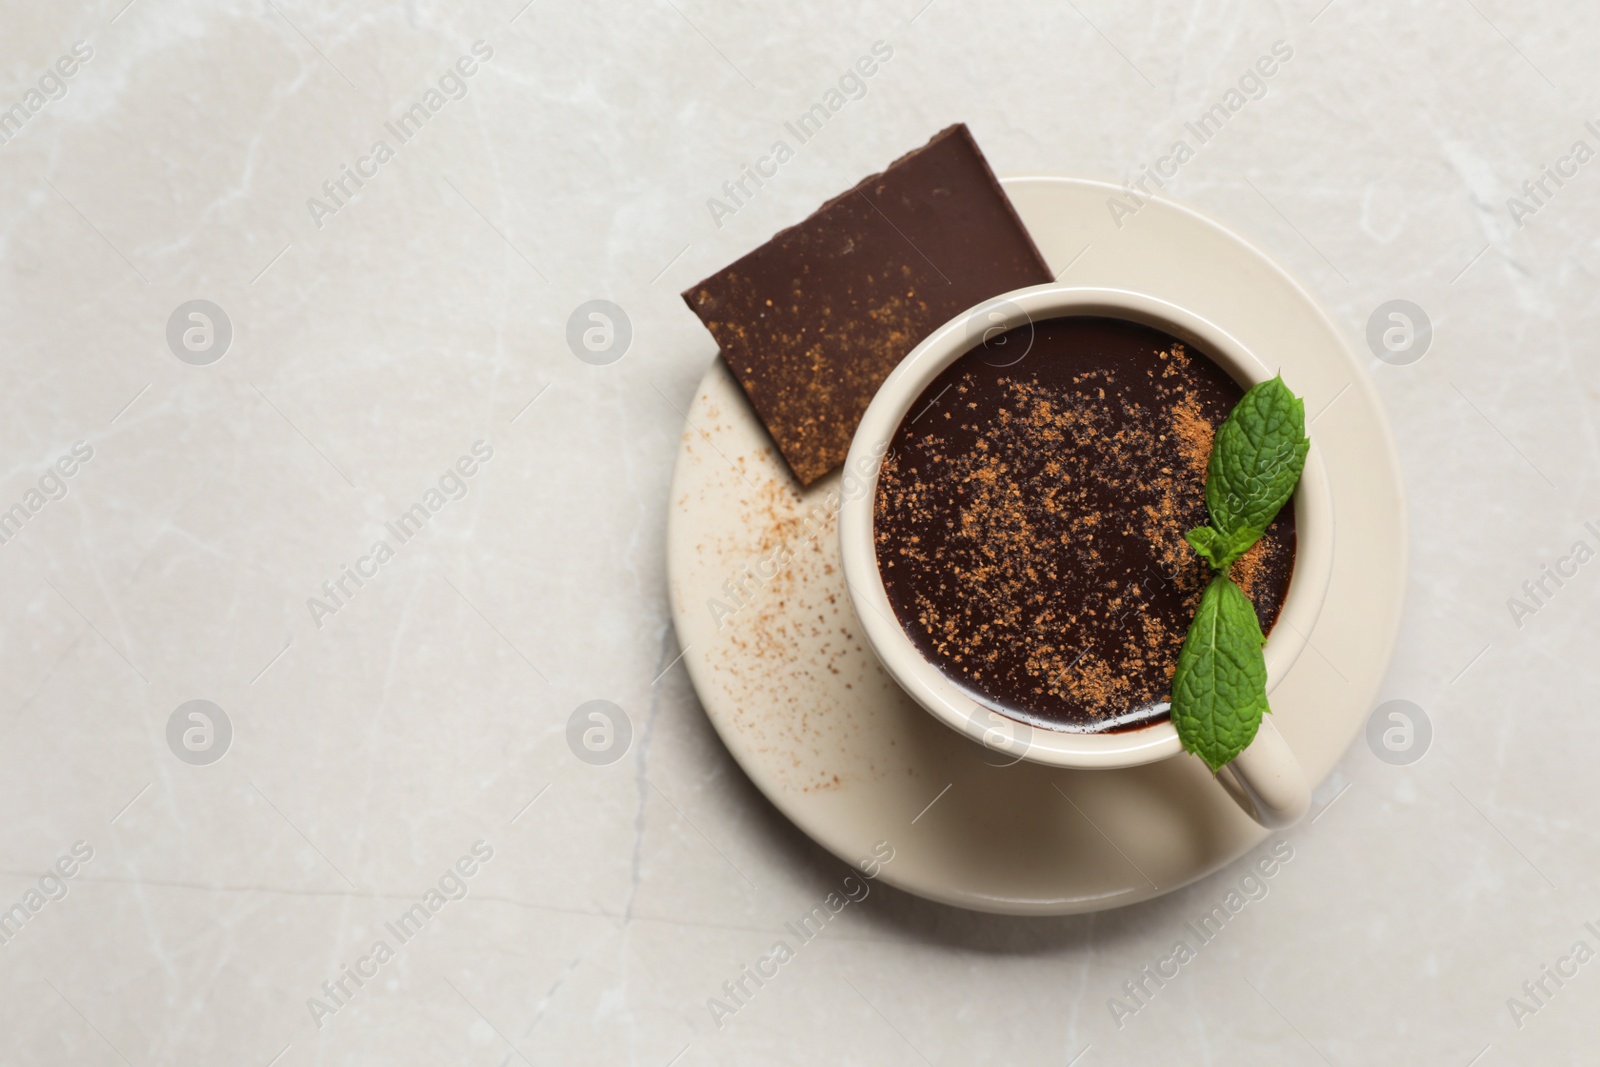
[665,177,1406,915]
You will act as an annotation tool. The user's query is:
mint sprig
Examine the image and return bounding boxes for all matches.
[1172,377,1308,772]
[1185,376,1310,570]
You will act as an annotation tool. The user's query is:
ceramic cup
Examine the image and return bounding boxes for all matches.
[839,284,1333,829]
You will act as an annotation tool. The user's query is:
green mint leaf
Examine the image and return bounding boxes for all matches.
[1199,376,1309,568]
[1184,525,1254,572]
[1184,526,1226,569]
[1171,574,1270,772]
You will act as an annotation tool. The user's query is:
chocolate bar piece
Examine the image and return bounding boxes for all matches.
[682,124,1054,486]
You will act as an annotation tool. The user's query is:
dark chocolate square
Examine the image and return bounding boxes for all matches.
[682,124,1054,486]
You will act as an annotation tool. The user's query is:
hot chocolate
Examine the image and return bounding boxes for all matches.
[872,316,1295,733]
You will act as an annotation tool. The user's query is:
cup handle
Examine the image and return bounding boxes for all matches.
[1213,716,1310,829]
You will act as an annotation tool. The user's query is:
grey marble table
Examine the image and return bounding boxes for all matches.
[0,1,1595,1063]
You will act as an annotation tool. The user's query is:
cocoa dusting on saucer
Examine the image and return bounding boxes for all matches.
[687,399,881,794]
[873,317,1296,733]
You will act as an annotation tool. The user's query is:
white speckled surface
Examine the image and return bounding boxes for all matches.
[1,1,1596,1063]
